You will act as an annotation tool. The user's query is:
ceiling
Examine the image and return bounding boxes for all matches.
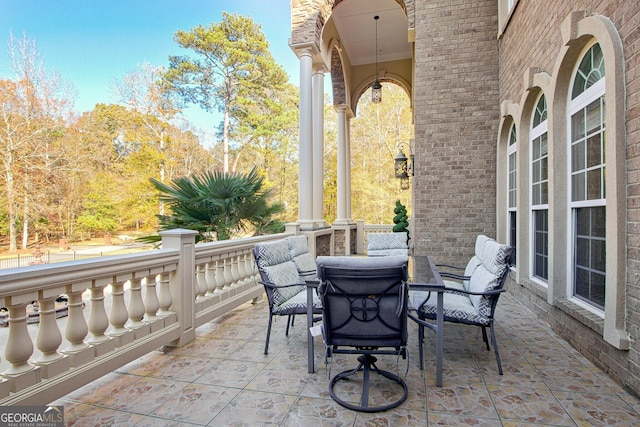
[330,0,412,66]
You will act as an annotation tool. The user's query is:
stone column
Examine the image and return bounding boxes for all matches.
[312,68,326,227]
[297,47,314,227]
[335,104,349,224]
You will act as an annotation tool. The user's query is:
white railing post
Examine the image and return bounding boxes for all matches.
[157,272,173,316]
[205,261,217,297]
[127,275,147,334]
[107,277,134,346]
[87,278,116,357]
[34,293,68,378]
[143,276,160,322]
[1,301,40,391]
[160,229,198,347]
[62,286,93,367]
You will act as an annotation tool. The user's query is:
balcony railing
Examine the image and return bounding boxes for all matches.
[0,229,289,405]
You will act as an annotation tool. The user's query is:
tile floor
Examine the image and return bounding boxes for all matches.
[53,293,640,426]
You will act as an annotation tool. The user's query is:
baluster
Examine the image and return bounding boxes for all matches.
[246,252,256,284]
[205,261,217,296]
[224,257,233,290]
[157,272,173,316]
[3,303,35,376]
[127,276,145,329]
[63,289,90,362]
[87,282,110,345]
[231,254,241,288]
[236,253,247,287]
[108,278,129,336]
[34,296,64,367]
[215,259,226,293]
[143,276,160,321]
[195,264,207,299]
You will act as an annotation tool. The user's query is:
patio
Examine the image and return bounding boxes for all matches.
[53,291,640,426]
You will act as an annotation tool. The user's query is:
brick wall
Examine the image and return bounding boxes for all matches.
[499,0,640,396]
[412,0,500,265]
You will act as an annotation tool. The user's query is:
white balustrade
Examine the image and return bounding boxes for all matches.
[0,231,289,405]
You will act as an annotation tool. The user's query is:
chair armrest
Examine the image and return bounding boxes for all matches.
[258,280,306,289]
[443,287,505,297]
[438,271,469,281]
[435,263,466,271]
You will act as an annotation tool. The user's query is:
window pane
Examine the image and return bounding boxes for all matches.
[572,172,585,201]
[587,169,603,200]
[572,140,585,172]
[533,210,548,281]
[533,160,541,182]
[540,182,548,204]
[572,110,585,140]
[592,206,606,237]
[586,100,602,135]
[587,134,603,168]
[590,272,606,308]
[592,239,606,271]
[573,207,606,309]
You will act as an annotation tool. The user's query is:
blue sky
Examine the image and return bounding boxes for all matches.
[0,0,299,134]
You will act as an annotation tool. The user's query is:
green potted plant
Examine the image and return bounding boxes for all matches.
[392,200,409,240]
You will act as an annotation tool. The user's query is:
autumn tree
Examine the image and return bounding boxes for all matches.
[0,33,74,251]
[164,12,288,173]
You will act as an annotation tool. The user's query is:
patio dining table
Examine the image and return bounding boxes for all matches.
[306,255,445,387]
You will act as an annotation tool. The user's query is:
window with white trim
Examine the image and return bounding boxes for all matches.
[507,123,517,266]
[568,43,606,310]
[531,94,548,282]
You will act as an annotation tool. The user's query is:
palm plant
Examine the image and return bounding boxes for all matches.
[147,167,284,242]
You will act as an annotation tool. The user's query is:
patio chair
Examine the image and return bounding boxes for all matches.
[253,239,322,355]
[316,255,409,412]
[411,235,512,374]
[366,232,409,256]
[285,235,317,281]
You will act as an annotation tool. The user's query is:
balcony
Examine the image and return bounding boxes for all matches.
[1,229,639,424]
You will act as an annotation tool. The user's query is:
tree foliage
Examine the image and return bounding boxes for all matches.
[164,12,288,172]
[150,167,284,241]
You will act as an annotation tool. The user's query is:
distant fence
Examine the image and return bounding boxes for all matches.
[0,252,107,269]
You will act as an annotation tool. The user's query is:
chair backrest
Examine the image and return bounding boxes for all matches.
[467,236,512,316]
[366,232,409,256]
[253,240,305,306]
[460,235,492,291]
[316,256,409,348]
[285,235,317,280]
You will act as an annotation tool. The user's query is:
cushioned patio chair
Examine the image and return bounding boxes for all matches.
[253,239,322,355]
[366,232,409,256]
[411,235,512,374]
[285,235,318,281]
[316,255,409,412]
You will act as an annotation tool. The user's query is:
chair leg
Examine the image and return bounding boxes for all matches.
[264,315,274,355]
[481,326,490,351]
[285,315,293,336]
[489,322,503,375]
[418,323,425,371]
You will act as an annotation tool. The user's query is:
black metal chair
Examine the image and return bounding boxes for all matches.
[253,239,322,355]
[316,255,409,413]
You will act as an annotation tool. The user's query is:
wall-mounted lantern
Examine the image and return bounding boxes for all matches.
[394,142,414,190]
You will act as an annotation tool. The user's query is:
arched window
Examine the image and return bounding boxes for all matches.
[531,94,548,282]
[507,123,517,265]
[568,43,606,310]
